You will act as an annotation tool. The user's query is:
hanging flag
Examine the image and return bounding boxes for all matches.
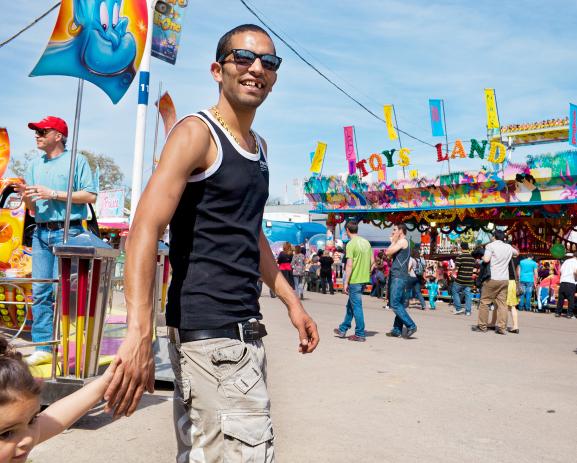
[152,0,189,65]
[343,126,357,175]
[155,91,177,137]
[383,105,398,141]
[429,99,445,137]
[30,0,148,104]
[570,103,577,147]
[310,142,327,174]
[0,129,10,178]
[484,89,500,130]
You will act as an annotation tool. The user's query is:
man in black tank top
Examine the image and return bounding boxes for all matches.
[385,224,418,338]
[105,24,319,462]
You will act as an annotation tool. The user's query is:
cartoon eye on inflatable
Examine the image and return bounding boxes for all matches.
[100,2,110,31]
[112,2,120,28]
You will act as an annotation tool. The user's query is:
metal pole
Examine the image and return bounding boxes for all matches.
[63,79,84,243]
[152,81,163,173]
[129,0,155,225]
[392,105,405,179]
[441,99,452,176]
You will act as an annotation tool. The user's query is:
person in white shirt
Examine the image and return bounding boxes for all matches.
[555,253,577,319]
[472,230,519,334]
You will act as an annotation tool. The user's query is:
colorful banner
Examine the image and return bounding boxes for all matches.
[96,189,125,218]
[0,129,10,178]
[570,103,577,147]
[383,105,398,141]
[304,150,577,212]
[30,0,148,104]
[152,0,189,65]
[310,142,327,174]
[429,99,445,137]
[155,91,177,137]
[343,126,356,174]
[484,88,500,130]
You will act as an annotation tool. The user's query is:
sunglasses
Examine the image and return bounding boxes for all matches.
[218,49,282,72]
[35,128,54,137]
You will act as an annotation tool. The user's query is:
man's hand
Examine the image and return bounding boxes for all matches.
[288,307,319,354]
[343,282,349,295]
[103,331,155,418]
[25,185,54,201]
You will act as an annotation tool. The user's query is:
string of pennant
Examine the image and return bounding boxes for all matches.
[310,90,577,179]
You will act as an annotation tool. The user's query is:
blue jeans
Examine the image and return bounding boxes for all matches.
[404,276,426,309]
[390,277,416,335]
[32,225,84,351]
[452,282,473,314]
[519,281,534,310]
[339,283,365,337]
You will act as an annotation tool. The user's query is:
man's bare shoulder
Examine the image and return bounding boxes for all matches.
[170,116,212,147]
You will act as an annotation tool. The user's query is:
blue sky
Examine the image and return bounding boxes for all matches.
[1,0,576,202]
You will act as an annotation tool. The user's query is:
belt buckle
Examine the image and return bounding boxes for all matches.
[242,319,261,341]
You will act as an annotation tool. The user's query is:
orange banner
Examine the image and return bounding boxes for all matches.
[155,91,177,138]
[0,129,10,178]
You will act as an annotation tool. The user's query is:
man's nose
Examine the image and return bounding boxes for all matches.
[248,57,265,75]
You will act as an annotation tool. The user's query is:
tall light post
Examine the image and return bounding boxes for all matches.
[129,0,171,224]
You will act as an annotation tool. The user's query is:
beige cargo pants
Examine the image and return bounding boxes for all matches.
[168,331,275,463]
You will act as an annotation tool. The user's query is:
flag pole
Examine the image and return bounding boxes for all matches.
[392,105,405,179]
[130,0,155,225]
[152,81,163,173]
[63,79,84,243]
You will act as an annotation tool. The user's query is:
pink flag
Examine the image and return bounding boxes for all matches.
[343,126,357,174]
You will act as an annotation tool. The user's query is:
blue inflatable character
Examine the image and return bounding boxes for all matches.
[31,0,139,104]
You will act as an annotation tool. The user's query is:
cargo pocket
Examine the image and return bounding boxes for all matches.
[168,342,192,404]
[221,411,274,462]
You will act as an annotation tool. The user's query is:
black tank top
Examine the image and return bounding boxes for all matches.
[390,242,410,279]
[166,110,269,329]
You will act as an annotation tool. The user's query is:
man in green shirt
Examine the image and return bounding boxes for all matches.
[334,221,373,342]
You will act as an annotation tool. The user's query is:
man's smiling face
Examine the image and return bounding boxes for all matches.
[215,31,278,109]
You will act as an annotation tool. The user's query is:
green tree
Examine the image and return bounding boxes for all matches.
[9,150,38,178]
[79,150,124,190]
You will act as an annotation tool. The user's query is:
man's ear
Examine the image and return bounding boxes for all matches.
[210,62,223,83]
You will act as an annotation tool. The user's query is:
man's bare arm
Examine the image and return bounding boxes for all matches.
[386,238,407,257]
[105,118,213,417]
[259,227,319,353]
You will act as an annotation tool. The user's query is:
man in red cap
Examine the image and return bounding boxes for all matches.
[17,116,97,366]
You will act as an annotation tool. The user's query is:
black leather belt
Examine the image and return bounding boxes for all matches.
[173,320,267,343]
[37,220,83,230]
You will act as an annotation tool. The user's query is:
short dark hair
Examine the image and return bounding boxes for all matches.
[394,223,407,235]
[345,221,359,234]
[317,249,324,256]
[460,242,469,250]
[216,24,274,61]
[494,229,505,241]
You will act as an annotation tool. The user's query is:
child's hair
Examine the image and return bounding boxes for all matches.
[429,276,437,282]
[0,336,41,405]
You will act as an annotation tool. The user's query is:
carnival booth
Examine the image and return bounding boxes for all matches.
[305,118,577,310]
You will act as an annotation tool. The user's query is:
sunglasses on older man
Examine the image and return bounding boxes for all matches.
[218,49,282,72]
[35,128,55,137]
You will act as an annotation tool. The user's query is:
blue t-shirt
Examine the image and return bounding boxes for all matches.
[519,258,538,283]
[25,150,97,223]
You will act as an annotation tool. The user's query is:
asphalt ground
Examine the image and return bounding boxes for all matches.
[31,290,577,462]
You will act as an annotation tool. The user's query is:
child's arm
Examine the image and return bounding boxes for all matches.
[36,358,119,444]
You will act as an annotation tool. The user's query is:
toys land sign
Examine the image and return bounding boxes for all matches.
[354,139,507,178]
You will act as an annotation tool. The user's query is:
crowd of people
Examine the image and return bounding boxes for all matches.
[501,117,569,133]
[274,227,576,340]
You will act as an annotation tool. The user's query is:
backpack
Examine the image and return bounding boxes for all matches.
[414,257,425,276]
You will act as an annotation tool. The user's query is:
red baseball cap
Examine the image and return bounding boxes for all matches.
[28,116,68,137]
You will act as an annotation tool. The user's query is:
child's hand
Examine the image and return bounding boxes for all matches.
[101,357,121,388]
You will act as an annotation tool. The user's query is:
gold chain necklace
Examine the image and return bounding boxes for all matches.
[210,106,258,154]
